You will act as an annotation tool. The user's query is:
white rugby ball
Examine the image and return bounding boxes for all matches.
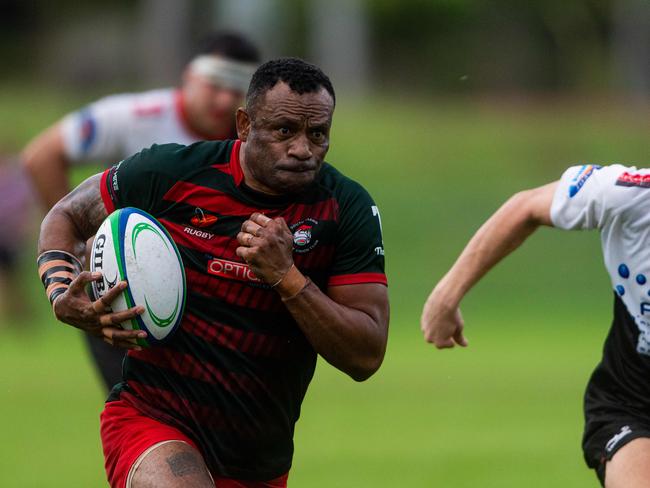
[90,207,186,346]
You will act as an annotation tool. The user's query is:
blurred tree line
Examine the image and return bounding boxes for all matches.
[370,0,649,98]
[1,0,648,98]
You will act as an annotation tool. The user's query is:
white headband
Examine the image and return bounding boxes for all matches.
[189,55,257,92]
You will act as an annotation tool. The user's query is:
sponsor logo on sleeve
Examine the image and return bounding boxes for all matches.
[79,110,97,154]
[615,171,650,189]
[371,205,385,255]
[133,103,163,117]
[111,161,123,193]
[569,164,601,198]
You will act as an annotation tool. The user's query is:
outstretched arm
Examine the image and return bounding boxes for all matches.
[38,174,145,349]
[421,182,557,348]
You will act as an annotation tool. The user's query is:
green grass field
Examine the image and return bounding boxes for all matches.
[1,86,647,487]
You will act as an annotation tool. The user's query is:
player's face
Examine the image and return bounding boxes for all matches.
[237,82,334,195]
[182,69,244,138]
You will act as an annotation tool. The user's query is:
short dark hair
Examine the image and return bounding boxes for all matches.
[196,31,261,63]
[246,57,336,113]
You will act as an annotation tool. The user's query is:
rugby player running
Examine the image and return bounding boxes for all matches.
[421,164,650,487]
[24,31,260,391]
[38,58,389,487]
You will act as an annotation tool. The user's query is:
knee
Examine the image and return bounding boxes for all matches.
[130,441,214,488]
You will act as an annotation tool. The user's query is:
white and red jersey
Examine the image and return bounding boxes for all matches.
[60,88,234,166]
[551,164,650,354]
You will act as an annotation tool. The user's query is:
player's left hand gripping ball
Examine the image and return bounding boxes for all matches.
[90,207,187,347]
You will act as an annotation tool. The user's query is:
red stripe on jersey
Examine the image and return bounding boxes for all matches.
[328,272,388,287]
[124,382,246,434]
[129,347,258,396]
[163,181,275,217]
[294,244,336,271]
[290,197,339,223]
[185,268,283,312]
[100,168,116,214]
[183,312,290,358]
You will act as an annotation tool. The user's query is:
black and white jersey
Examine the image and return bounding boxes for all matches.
[552,164,650,406]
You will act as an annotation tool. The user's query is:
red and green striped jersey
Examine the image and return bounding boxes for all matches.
[100,139,386,480]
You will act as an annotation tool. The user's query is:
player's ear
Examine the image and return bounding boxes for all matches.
[236,108,251,141]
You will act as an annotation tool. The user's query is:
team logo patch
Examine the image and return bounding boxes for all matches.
[616,171,650,189]
[190,208,218,228]
[291,218,320,253]
[569,164,601,198]
[293,225,312,246]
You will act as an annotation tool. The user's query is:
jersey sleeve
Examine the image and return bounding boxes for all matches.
[550,163,632,230]
[60,94,131,164]
[328,180,387,287]
[100,143,187,216]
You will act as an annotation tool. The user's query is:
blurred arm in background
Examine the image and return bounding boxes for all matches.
[21,123,71,209]
[21,32,261,213]
[420,182,557,348]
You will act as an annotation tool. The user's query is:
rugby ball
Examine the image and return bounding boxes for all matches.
[90,207,186,346]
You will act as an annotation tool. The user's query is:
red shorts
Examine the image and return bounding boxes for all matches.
[100,399,289,488]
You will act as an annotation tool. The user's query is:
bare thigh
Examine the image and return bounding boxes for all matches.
[605,437,650,488]
[130,440,214,488]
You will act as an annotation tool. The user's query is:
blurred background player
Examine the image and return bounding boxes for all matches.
[421,164,650,488]
[22,31,261,391]
[0,155,33,323]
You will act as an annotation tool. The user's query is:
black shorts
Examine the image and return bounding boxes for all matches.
[84,333,125,392]
[582,372,650,486]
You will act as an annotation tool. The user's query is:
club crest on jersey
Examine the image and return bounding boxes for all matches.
[190,208,218,228]
[291,218,319,253]
[569,164,601,198]
[294,225,312,246]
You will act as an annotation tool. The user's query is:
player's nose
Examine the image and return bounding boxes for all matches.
[287,135,312,161]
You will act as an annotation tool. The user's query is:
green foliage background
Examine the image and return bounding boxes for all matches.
[1,86,647,486]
